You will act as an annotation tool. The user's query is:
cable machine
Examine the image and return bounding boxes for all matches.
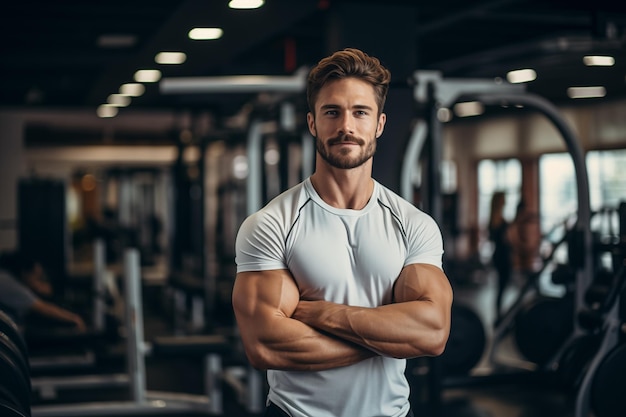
[400,70,593,413]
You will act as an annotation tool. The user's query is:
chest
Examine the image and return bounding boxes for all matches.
[285,206,406,305]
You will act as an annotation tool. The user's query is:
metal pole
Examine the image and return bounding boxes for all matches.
[246,119,263,216]
[93,238,106,332]
[123,248,146,403]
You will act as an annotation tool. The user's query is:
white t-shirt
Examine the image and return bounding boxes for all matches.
[236,177,444,417]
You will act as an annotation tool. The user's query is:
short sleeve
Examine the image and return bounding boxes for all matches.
[235,211,288,273]
[404,212,444,269]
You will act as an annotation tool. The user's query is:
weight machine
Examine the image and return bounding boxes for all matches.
[400,70,594,411]
[31,247,230,416]
[160,70,315,415]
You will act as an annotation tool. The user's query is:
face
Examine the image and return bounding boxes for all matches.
[307,78,386,170]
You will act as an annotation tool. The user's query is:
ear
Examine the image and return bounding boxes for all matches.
[376,113,386,138]
[307,112,316,137]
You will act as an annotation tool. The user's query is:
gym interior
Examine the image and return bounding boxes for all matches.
[1,1,626,416]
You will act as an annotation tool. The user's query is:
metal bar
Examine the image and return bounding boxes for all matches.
[124,248,146,403]
[160,71,307,95]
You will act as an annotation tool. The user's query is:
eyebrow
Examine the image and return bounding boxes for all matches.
[319,104,374,111]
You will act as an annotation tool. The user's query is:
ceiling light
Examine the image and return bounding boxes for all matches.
[453,101,484,118]
[107,94,131,107]
[97,104,118,118]
[583,56,615,66]
[567,86,606,99]
[155,51,187,65]
[506,69,537,84]
[229,0,264,9]
[188,27,223,40]
[119,83,145,97]
[134,69,162,83]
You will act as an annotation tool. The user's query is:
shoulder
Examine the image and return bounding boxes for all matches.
[375,182,436,225]
[238,181,311,235]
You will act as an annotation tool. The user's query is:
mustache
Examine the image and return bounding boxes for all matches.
[327,134,365,146]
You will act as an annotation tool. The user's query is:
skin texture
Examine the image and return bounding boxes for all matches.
[232,77,453,371]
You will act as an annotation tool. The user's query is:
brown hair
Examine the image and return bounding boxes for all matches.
[306,48,391,116]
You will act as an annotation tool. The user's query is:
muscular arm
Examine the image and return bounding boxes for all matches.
[292,263,453,359]
[232,269,375,371]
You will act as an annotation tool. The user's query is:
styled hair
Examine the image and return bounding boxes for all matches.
[306,48,391,116]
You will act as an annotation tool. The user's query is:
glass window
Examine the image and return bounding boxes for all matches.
[477,159,521,229]
[538,153,577,234]
[477,158,522,261]
[587,149,626,211]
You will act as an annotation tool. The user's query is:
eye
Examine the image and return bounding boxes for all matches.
[324,110,338,116]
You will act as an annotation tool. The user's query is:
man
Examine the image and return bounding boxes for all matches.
[0,250,86,331]
[233,48,453,417]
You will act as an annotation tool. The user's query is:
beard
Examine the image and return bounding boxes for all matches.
[316,133,377,169]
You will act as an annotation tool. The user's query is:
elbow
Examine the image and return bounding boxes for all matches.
[428,329,449,357]
[243,345,271,370]
[419,327,450,358]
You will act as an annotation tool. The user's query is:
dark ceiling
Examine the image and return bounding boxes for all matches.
[1,0,626,120]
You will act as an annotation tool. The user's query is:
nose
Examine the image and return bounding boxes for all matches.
[338,113,354,135]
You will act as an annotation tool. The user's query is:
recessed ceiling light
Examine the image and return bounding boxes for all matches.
[229,0,264,9]
[506,69,537,84]
[134,69,162,83]
[97,104,118,118]
[155,52,187,65]
[567,86,606,99]
[188,28,223,40]
[119,83,145,97]
[583,56,615,66]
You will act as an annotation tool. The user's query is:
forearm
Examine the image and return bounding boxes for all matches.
[238,313,375,371]
[31,300,86,331]
[294,264,453,359]
[293,300,448,359]
[232,270,375,372]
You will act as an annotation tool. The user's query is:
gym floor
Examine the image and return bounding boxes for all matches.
[28,266,579,417]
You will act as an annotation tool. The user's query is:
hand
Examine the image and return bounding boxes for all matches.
[293,300,329,328]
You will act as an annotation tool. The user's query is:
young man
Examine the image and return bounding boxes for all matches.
[233,48,453,417]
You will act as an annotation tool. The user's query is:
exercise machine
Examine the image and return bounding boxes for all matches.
[31,247,230,416]
[400,71,593,406]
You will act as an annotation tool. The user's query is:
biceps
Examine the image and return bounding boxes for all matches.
[393,264,453,305]
[232,270,300,328]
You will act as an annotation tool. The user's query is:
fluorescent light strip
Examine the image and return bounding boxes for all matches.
[188,28,223,40]
[229,0,264,9]
[506,68,536,84]
[155,52,187,65]
[583,56,615,66]
[97,104,118,118]
[119,83,145,97]
[134,69,162,83]
[567,86,606,99]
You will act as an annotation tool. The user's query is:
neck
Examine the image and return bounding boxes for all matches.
[310,161,374,210]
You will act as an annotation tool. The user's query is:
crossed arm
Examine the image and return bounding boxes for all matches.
[232,263,453,371]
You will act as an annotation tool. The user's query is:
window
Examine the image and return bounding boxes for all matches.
[477,159,522,228]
